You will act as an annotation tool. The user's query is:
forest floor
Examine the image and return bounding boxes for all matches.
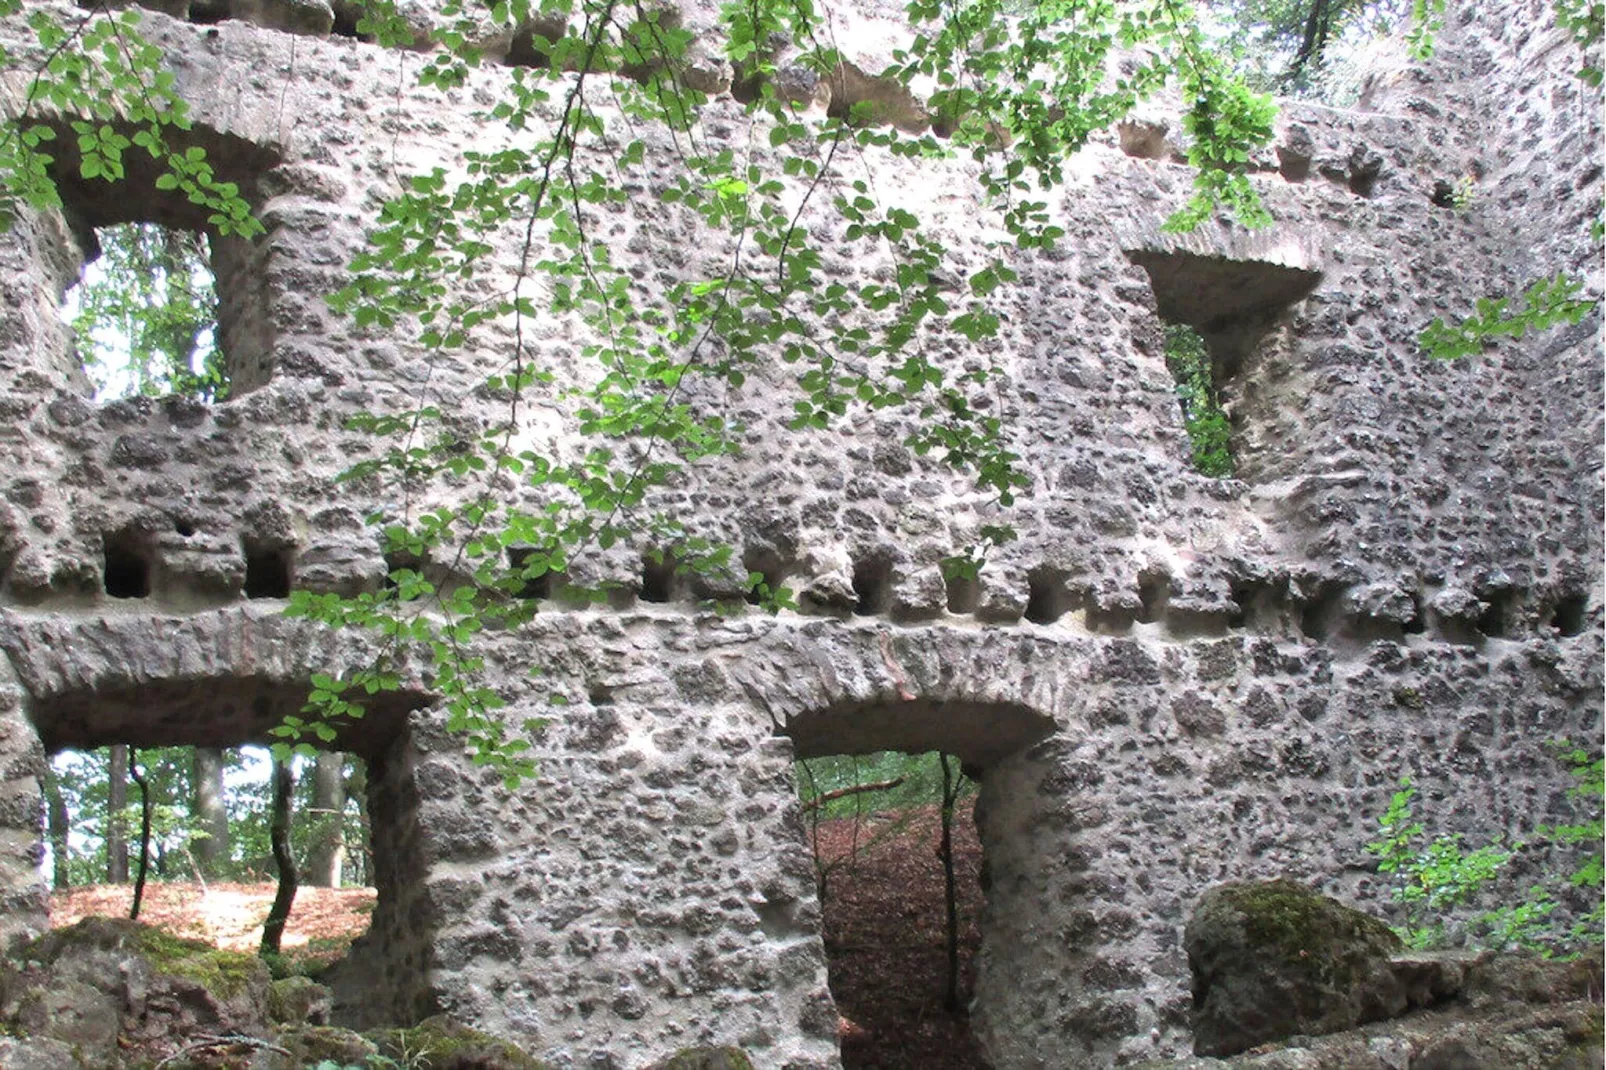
[49,806,987,1069]
[51,880,377,973]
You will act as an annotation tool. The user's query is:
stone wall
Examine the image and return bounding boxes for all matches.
[0,0,1598,1067]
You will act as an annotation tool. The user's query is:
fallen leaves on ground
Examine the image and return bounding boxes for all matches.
[51,880,376,965]
[812,804,989,1070]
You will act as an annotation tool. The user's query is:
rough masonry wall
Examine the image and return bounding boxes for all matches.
[0,0,1598,1067]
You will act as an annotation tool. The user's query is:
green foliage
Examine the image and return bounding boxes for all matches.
[1535,742,1605,948]
[71,222,223,398]
[47,746,369,888]
[1162,324,1234,477]
[797,750,968,820]
[1554,0,1605,85]
[1419,273,1598,360]
[1367,776,1512,948]
[1367,752,1605,955]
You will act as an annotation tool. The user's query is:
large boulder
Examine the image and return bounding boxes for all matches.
[1185,879,1407,1056]
[0,916,272,1067]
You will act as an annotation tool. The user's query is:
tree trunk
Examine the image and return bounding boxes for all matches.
[191,747,229,877]
[128,753,153,920]
[260,757,298,958]
[107,745,129,883]
[349,760,371,887]
[44,768,70,888]
[305,752,347,888]
[939,752,961,1014]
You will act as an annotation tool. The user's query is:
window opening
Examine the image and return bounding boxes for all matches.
[794,750,988,1069]
[63,222,226,400]
[43,744,375,977]
[1162,324,1233,478]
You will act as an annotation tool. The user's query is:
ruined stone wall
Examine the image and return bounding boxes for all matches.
[0,1,1598,1067]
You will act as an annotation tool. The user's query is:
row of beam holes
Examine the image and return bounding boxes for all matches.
[102,526,292,600]
[485,544,1597,641]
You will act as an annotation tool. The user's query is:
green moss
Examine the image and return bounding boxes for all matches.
[1220,879,1400,987]
[22,918,266,1001]
[367,1016,552,1069]
[267,976,331,1025]
[655,1047,756,1070]
[127,926,265,1000]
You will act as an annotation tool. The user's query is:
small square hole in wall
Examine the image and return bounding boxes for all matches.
[243,539,293,600]
[852,556,893,617]
[103,529,152,599]
[640,551,680,604]
[508,546,562,600]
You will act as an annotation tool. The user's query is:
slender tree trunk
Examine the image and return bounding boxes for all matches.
[305,752,347,888]
[349,761,371,886]
[44,768,71,888]
[191,747,229,877]
[107,745,129,883]
[939,752,961,1014]
[260,757,298,958]
[128,753,153,920]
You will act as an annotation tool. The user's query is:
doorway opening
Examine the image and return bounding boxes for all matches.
[783,696,1055,1069]
[43,743,375,978]
[26,670,427,1017]
[795,750,988,1069]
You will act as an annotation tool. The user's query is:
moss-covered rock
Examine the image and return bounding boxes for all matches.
[648,1046,756,1070]
[21,916,268,1005]
[1,916,271,1066]
[266,975,333,1025]
[265,1024,380,1068]
[366,1015,552,1069]
[1185,879,1406,1057]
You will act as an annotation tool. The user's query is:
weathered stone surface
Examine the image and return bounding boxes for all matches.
[1137,954,1603,1069]
[1186,880,1406,1056]
[0,0,1597,1066]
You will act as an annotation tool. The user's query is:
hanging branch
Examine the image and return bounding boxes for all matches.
[800,777,906,812]
[128,750,153,921]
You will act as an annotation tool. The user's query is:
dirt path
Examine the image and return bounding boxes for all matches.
[52,881,375,968]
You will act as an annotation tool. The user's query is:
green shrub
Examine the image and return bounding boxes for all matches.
[1367,745,1604,955]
